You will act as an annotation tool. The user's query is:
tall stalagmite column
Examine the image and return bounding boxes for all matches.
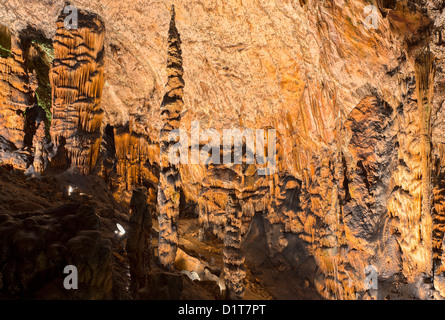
[157,5,184,269]
[223,193,246,300]
[126,187,153,296]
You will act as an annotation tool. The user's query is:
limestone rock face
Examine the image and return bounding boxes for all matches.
[109,121,159,208]
[4,0,445,300]
[0,25,52,171]
[0,34,29,150]
[126,187,154,296]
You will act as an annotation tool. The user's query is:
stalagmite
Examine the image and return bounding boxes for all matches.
[4,0,445,301]
[126,187,154,296]
[157,5,184,269]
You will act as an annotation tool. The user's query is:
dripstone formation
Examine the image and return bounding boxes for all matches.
[126,187,154,296]
[0,202,113,299]
[5,0,445,300]
[157,5,184,269]
[0,31,34,169]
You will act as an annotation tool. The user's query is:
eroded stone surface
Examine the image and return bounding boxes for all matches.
[2,0,445,300]
[126,187,153,296]
[157,6,184,269]
[0,203,113,299]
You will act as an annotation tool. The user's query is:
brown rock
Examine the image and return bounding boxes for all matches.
[137,268,184,300]
[49,9,105,174]
[126,187,154,296]
[157,5,183,269]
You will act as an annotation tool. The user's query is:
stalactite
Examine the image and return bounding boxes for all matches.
[157,5,184,269]
[50,10,105,174]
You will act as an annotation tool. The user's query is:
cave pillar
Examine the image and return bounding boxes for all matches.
[223,193,246,300]
[126,187,153,296]
[415,51,435,279]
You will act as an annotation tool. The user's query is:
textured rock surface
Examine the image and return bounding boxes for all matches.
[223,193,246,300]
[0,33,29,150]
[0,29,32,169]
[126,187,153,296]
[157,6,183,269]
[0,202,113,299]
[0,165,134,299]
[108,122,159,204]
[50,9,105,174]
[4,0,445,300]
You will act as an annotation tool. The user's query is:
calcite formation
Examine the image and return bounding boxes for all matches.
[0,203,113,299]
[50,9,105,174]
[223,193,246,300]
[0,33,29,150]
[0,29,32,169]
[32,120,48,173]
[5,0,445,300]
[126,187,154,296]
[191,135,277,297]
[157,6,184,269]
[0,25,52,172]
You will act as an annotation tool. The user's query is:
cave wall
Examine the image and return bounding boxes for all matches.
[3,0,445,299]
